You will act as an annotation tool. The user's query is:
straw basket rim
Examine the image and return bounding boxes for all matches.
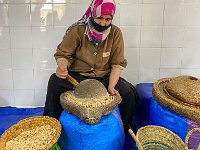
[129,125,187,150]
[152,77,200,125]
[139,125,186,149]
[0,116,61,150]
[128,125,200,150]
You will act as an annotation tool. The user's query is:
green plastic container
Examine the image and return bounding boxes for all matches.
[50,143,61,150]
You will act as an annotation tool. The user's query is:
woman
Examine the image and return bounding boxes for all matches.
[44,0,138,131]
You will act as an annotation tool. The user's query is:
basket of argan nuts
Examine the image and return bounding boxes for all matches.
[0,116,61,150]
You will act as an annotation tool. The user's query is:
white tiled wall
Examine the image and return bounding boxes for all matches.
[1,0,200,107]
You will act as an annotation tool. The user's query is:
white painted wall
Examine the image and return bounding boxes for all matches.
[1,0,200,106]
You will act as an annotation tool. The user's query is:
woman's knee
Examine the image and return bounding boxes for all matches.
[49,73,58,83]
[116,79,137,103]
[116,79,133,95]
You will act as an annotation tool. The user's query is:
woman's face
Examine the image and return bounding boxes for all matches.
[94,15,112,26]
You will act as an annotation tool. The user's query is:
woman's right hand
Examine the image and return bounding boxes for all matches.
[56,59,69,79]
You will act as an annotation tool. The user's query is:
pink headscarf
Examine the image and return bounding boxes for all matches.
[66,0,116,44]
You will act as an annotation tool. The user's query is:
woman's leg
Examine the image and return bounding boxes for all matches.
[99,76,138,131]
[115,78,138,131]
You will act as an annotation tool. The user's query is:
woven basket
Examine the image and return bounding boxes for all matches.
[152,76,200,125]
[0,116,61,150]
[128,125,200,150]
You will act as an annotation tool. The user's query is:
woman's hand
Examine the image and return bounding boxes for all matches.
[108,86,121,100]
[56,59,69,79]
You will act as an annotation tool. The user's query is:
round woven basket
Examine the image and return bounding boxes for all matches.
[128,125,200,150]
[0,116,61,150]
[152,76,200,125]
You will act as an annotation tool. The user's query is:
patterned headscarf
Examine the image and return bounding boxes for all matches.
[66,0,116,44]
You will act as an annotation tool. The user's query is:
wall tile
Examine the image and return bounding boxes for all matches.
[141,26,162,47]
[139,68,160,83]
[31,4,53,26]
[0,0,9,3]
[0,69,13,90]
[10,27,32,48]
[0,90,14,106]
[164,0,184,3]
[14,90,35,106]
[162,26,184,47]
[13,69,34,89]
[9,4,31,26]
[0,27,10,49]
[32,26,53,48]
[121,48,139,85]
[112,4,120,26]
[53,4,76,27]
[182,48,200,68]
[70,0,90,4]
[164,3,186,25]
[1,0,200,106]
[120,4,142,26]
[125,48,139,68]
[53,0,69,3]
[11,49,33,69]
[8,0,30,3]
[121,69,138,85]
[183,27,200,48]
[142,4,164,26]
[121,0,142,3]
[139,48,161,68]
[121,26,141,48]
[143,0,164,3]
[33,48,56,69]
[160,69,181,78]
[184,0,200,3]
[0,4,9,26]
[181,69,200,78]
[185,4,200,25]
[160,48,182,68]
[31,0,52,3]
[76,3,88,20]
[0,49,12,69]
[34,69,55,89]
[34,89,46,106]
[52,26,67,48]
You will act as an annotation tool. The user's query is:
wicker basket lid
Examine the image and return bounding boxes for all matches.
[60,79,121,124]
[166,76,200,105]
[153,75,200,125]
[0,116,61,150]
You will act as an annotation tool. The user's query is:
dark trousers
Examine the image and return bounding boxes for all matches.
[44,72,139,129]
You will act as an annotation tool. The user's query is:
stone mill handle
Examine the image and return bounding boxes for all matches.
[66,75,79,87]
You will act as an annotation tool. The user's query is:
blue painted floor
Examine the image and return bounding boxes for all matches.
[124,133,137,150]
[0,107,138,150]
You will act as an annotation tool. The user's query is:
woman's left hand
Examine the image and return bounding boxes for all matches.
[108,86,121,100]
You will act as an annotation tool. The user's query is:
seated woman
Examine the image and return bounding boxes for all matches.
[43,0,139,132]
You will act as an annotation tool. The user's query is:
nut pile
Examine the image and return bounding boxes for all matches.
[5,125,56,150]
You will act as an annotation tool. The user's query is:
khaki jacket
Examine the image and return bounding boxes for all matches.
[54,24,127,77]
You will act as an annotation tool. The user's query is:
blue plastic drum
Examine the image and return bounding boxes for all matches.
[58,107,125,150]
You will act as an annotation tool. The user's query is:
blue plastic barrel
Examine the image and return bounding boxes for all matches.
[58,107,125,150]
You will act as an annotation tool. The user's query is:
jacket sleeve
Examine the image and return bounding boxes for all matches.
[110,27,127,69]
[54,26,80,66]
